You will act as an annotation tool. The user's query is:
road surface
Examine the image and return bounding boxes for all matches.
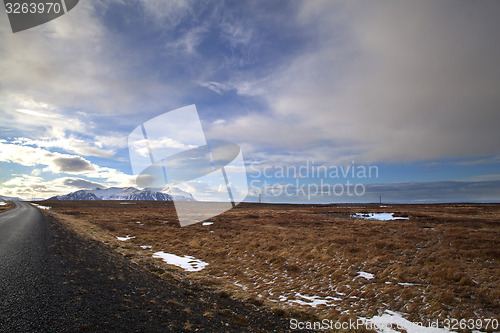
[0,202,292,332]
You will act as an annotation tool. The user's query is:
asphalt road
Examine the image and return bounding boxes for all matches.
[0,202,294,332]
[0,201,60,331]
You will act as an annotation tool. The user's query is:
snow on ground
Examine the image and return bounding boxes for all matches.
[233,282,248,290]
[288,293,342,308]
[0,202,6,206]
[202,221,214,226]
[357,271,375,280]
[152,251,208,272]
[30,203,51,210]
[116,235,135,241]
[352,213,409,221]
[140,245,152,250]
[361,310,455,333]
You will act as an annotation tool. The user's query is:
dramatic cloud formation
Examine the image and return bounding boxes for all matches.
[206,1,500,165]
[0,0,499,201]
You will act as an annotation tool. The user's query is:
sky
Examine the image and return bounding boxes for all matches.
[0,0,499,203]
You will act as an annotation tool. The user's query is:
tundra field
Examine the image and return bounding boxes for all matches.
[43,201,499,332]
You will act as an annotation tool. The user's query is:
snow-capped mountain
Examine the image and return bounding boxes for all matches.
[48,186,195,201]
[88,187,151,200]
[0,194,22,201]
[50,190,101,201]
[160,186,196,201]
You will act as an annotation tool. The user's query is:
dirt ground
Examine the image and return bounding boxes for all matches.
[43,201,500,331]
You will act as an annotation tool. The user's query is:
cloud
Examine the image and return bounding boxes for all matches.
[1,175,65,199]
[13,136,115,158]
[0,141,135,185]
[0,0,181,129]
[198,81,230,95]
[95,134,128,149]
[0,175,105,199]
[3,175,45,188]
[1,95,87,135]
[136,0,193,28]
[166,25,208,55]
[251,180,500,203]
[176,179,231,202]
[2,1,499,202]
[62,178,104,189]
[465,174,500,182]
[0,2,109,111]
[0,141,93,173]
[218,10,255,49]
[51,156,95,173]
[363,181,500,203]
[204,1,500,165]
[15,108,57,118]
[0,15,136,158]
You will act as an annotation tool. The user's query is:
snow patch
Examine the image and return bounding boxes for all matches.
[361,310,454,333]
[289,293,341,307]
[152,251,208,272]
[352,213,409,221]
[234,282,248,290]
[116,235,135,241]
[357,271,375,280]
[30,203,51,210]
[140,245,152,250]
[202,221,214,226]
[0,202,6,206]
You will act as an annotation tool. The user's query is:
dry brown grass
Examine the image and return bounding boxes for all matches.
[0,201,12,213]
[45,201,500,330]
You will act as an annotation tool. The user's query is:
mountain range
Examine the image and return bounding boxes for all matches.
[0,195,22,201]
[48,186,196,201]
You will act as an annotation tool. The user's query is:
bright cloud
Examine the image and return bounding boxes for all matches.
[13,137,115,158]
[0,141,135,194]
[0,141,94,173]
